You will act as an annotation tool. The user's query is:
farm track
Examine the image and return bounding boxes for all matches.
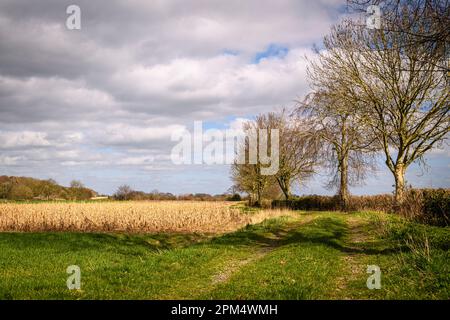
[210,217,316,286]
[331,217,373,299]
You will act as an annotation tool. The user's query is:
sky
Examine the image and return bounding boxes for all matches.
[0,0,448,196]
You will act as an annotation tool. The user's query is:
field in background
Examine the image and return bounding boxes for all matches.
[0,201,294,233]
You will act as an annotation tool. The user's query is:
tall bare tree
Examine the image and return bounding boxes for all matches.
[231,160,272,206]
[230,117,276,206]
[298,89,378,209]
[261,110,319,200]
[313,15,449,204]
[231,110,318,202]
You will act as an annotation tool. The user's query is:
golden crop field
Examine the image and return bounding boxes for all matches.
[0,201,294,234]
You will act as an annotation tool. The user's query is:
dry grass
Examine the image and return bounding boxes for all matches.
[0,201,295,234]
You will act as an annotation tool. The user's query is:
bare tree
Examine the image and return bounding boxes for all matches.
[231,159,277,206]
[262,110,319,200]
[70,180,84,189]
[114,185,134,201]
[231,110,319,203]
[313,17,449,204]
[298,89,378,209]
[231,160,268,206]
[230,117,276,206]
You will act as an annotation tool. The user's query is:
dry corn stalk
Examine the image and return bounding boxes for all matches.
[0,201,294,234]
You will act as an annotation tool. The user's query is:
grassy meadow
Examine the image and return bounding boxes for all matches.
[0,201,448,300]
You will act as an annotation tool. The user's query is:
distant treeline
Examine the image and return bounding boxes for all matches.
[0,176,97,201]
[112,184,242,202]
[0,176,244,202]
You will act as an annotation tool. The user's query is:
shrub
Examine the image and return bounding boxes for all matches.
[227,194,242,201]
[347,194,394,212]
[8,185,34,200]
[0,182,12,199]
[68,187,96,200]
[272,195,340,211]
[399,189,450,227]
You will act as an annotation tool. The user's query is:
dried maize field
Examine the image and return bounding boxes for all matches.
[0,201,294,234]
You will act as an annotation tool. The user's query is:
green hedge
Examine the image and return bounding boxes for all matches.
[272,189,450,227]
[272,195,340,211]
[408,189,450,226]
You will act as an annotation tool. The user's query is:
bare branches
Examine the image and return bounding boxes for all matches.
[347,0,450,72]
[319,3,449,203]
[233,1,448,206]
[231,110,320,202]
[296,86,379,209]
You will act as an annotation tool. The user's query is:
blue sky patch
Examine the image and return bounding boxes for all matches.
[254,44,289,63]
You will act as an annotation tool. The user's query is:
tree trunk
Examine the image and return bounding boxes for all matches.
[248,193,255,206]
[339,154,350,211]
[284,183,290,200]
[281,183,290,200]
[277,177,291,200]
[394,164,406,206]
[256,187,262,207]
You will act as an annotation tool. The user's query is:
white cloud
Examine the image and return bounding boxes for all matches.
[0,131,51,149]
[107,48,312,119]
[0,156,24,166]
[117,156,155,166]
[96,124,186,146]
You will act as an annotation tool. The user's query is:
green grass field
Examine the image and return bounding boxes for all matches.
[0,211,448,300]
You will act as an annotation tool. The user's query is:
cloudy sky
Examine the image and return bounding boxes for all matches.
[0,0,448,195]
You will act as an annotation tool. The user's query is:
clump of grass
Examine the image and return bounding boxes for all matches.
[377,217,450,298]
[400,232,432,271]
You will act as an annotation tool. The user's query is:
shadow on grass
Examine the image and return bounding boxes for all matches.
[0,232,208,254]
[0,215,410,256]
[210,217,405,256]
